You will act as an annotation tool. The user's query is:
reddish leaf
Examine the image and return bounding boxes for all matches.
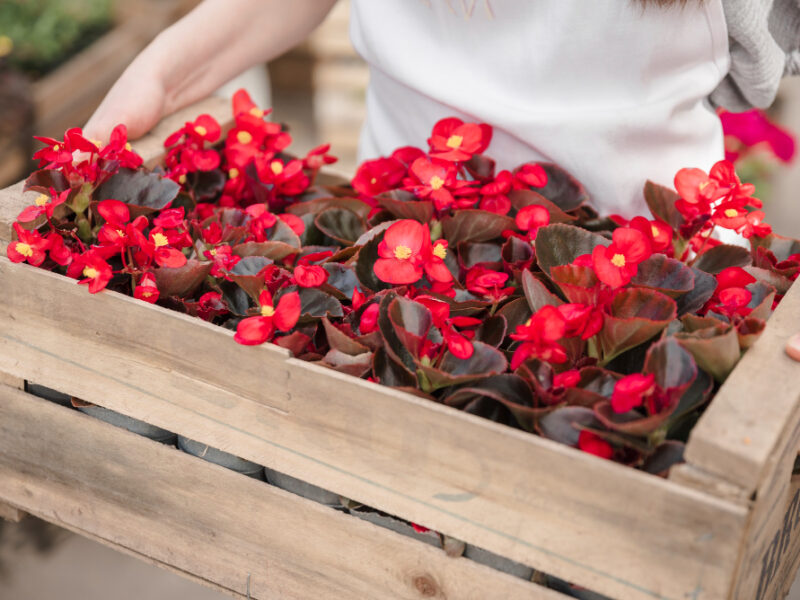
[314,207,366,245]
[377,190,435,223]
[509,189,576,224]
[643,180,684,231]
[694,244,752,274]
[441,209,516,244]
[537,163,590,213]
[535,224,609,277]
[153,259,211,297]
[522,269,563,312]
[232,241,297,261]
[631,254,694,298]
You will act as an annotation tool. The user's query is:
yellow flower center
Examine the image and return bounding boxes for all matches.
[116,229,125,237]
[270,161,284,175]
[446,134,463,149]
[394,245,413,260]
[194,125,208,137]
[141,290,154,297]
[152,233,169,247]
[724,208,739,218]
[698,181,711,193]
[261,304,276,317]
[125,142,132,151]
[237,130,253,145]
[651,226,661,239]
[53,144,60,151]
[0,35,13,58]
[209,248,217,256]
[370,177,377,185]
[15,242,33,257]
[178,174,187,185]
[433,244,447,259]
[430,175,445,190]
[35,194,49,207]
[250,107,265,118]
[83,267,99,279]
[611,253,626,268]
[229,167,240,179]
[524,318,532,327]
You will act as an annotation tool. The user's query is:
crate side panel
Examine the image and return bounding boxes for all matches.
[686,279,800,494]
[0,388,556,600]
[0,261,750,600]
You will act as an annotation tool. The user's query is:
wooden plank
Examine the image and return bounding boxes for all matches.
[0,259,750,600]
[0,96,231,243]
[0,388,558,600]
[0,500,25,522]
[685,279,800,494]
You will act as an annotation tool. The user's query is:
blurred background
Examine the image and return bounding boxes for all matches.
[1,0,800,598]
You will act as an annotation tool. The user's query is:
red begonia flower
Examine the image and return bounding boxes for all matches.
[553,370,581,390]
[134,273,160,304]
[512,163,549,189]
[628,216,672,254]
[278,213,305,237]
[17,188,68,223]
[515,204,551,242]
[294,264,328,288]
[234,289,301,345]
[711,203,748,230]
[352,156,406,197]
[7,223,49,266]
[73,251,113,294]
[46,233,72,266]
[255,157,310,196]
[359,303,380,334]
[719,108,796,164]
[404,157,458,211]
[740,211,771,239]
[578,431,614,460]
[374,220,427,284]
[423,239,453,283]
[509,305,568,369]
[611,373,656,413]
[479,170,513,215]
[147,227,187,268]
[303,143,338,171]
[428,117,492,162]
[100,124,143,169]
[465,265,512,302]
[558,303,604,340]
[675,168,721,205]
[591,227,652,288]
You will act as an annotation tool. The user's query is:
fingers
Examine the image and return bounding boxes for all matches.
[785,333,800,362]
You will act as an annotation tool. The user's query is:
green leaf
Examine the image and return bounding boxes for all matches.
[314,207,366,245]
[322,317,370,356]
[538,406,600,446]
[597,289,677,363]
[444,374,538,431]
[232,241,297,261]
[441,209,515,244]
[153,259,211,298]
[355,232,392,293]
[643,180,684,231]
[95,168,179,214]
[676,267,717,317]
[676,325,740,382]
[631,254,694,298]
[297,287,344,320]
[388,297,433,358]
[693,244,752,274]
[535,224,608,277]
[521,269,562,312]
[229,256,272,301]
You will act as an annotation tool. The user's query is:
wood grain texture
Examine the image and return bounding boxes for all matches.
[0,257,750,600]
[0,387,560,600]
[685,278,800,494]
[0,501,25,522]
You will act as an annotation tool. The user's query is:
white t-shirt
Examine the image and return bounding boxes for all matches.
[349,0,730,218]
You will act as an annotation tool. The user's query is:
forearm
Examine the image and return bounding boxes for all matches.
[145,0,338,113]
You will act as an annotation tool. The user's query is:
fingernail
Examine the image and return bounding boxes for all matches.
[785,333,800,362]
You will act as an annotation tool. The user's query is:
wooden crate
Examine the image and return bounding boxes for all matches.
[0,0,198,188]
[1,98,800,600]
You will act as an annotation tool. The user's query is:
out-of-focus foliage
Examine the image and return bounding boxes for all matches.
[0,0,114,77]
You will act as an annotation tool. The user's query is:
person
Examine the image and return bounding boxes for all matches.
[82,1,800,347]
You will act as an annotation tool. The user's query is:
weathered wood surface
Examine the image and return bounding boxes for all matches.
[0,387,559,600]
[684,274,800,495]
[0,257,749,600]
[0,501,26,523]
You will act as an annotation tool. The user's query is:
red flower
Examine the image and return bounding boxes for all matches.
[134,273,160,304]
[611,373,656,413]
[423,239,453,283]
[99,124,143,169]
[303,143,338,171]
[7,223,49,266]
[578,431,613,460]
[404,157,458,211]
[234,289,301,345]
[710,267,757,318]
[558,303,603,340]
[255,157,310,197]
[46,233,72,266]
[17,188,68,223]
[465,266,512,302]
[294,264,328,288]
[711,203,748,230]
[591,227,652,288]
[195,292,229,321]
[146,228,188,268]
[512,163,548,189]
[352,156,406,197]
[515,205,551,242]
[359,303,380,334]
[719,108,796,164]
[428,117,492,162]
[203,244,240,278]
[509,305,568,369]
[374,220,428,284]
[740,211,772,239]
[628,216,672,254]
[479,170,513,214]
[72,251,113,294]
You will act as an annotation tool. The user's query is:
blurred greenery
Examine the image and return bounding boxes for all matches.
[0,0,114,77]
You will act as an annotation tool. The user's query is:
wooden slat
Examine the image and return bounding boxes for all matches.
[0,258,749,600]
[0,500,26,522]
[685,278,800,494]
[0,387,558,600]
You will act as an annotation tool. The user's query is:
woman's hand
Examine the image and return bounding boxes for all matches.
[84,0,338,142]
